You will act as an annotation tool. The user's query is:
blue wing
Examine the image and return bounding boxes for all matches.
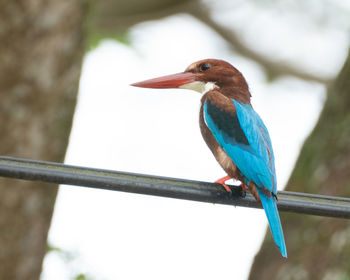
[203,98,287,257]
[204,99,276,192]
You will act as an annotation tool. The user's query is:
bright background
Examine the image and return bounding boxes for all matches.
[41,5,348,280]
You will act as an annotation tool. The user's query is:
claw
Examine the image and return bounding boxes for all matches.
[240,183,247,197]
[215,175,232,193]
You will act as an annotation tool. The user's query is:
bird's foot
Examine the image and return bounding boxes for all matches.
[215,175,232,193]
[240,183,247,198]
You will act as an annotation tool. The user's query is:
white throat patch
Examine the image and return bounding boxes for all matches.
[179,81,217,94]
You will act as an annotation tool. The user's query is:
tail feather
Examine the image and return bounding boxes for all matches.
[257,188,287,258]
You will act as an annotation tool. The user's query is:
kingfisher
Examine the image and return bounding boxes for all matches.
[131,59,287,258]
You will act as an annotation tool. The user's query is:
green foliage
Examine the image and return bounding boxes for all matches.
[46,243,96,280]
[47,244,62,253]
[88,31,130,50]
[74,273,90,280]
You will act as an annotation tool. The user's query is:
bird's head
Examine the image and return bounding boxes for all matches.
[131,59,250,102]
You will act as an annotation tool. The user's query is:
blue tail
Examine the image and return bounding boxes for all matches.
[257,189,287,258]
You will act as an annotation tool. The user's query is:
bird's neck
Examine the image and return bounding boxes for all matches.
[220,86,251,104]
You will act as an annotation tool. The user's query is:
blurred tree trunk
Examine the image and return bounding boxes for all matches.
[249,49,350,279]
[0,1,87,279]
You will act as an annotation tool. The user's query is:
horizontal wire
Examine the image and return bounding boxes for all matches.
[0,156,349,219]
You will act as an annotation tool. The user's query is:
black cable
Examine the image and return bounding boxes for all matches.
[0,156,349,219]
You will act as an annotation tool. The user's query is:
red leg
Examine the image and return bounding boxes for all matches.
[240,183,247,197]
[248,182,260,202]
[215,175,232,193]
[241,183,247,193]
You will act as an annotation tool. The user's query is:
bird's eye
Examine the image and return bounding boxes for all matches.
[200,63,211,71]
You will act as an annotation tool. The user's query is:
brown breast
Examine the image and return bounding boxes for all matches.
[199,90,244,182]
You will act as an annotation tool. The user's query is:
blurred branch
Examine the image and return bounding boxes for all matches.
[92,0,191,33]
[0,156,350,219]
[92,0,333,83]
[188,4,333,84]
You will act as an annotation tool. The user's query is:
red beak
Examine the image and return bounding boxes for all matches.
[131,72,196,89]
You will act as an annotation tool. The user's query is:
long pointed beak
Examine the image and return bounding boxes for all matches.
[131,72,196,89]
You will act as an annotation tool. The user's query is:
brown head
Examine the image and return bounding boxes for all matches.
[131,59,251,103]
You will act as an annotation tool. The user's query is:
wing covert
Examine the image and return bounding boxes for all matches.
[203,98,277,193]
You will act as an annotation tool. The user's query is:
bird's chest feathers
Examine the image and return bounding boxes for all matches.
[199,92,240,178]
[214,145,238,176]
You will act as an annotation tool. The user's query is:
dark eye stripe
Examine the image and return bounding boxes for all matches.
[200,63,211,71]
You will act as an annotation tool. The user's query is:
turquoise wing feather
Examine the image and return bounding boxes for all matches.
[203,99,287,257]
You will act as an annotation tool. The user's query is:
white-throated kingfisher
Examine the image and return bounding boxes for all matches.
[131,59,287,258]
